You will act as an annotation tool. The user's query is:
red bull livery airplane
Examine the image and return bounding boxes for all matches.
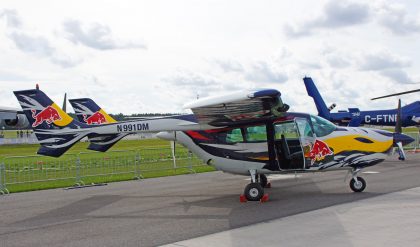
[14,87,414,202]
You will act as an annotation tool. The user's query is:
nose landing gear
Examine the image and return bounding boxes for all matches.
[349,169,366,192]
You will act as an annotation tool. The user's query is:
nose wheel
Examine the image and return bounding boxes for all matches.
[349,176,366,192]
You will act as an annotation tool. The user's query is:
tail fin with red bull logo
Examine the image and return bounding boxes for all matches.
[68,98,127,152]
[13,89,90,157]
[68,98,117,124]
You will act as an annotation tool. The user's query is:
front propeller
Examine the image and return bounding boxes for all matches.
[372,91,417,161]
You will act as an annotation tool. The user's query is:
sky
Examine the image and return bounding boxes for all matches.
[1,0,420,115]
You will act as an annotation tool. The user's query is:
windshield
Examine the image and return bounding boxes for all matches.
[310,115,336,137]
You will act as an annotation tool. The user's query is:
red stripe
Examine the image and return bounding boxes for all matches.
[186,131,211,141]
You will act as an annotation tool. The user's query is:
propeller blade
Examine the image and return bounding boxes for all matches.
[371,88,420,100]
[395,99,402,134]
[62,93,67,113]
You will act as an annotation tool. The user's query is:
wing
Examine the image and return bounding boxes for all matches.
[0,106,20,120]
[184,89,289,126]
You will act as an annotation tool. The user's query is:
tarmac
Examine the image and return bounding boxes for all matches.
[1,154,420,247]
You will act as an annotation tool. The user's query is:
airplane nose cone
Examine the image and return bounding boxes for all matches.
[156,131,175,141]
[393,133,415,146]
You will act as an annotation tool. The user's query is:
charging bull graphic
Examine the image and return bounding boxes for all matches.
[307,139,334,165]
[31,106,62,127]
[83,111,107,125]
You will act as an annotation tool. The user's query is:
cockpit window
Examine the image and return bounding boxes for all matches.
[310,115,336,137]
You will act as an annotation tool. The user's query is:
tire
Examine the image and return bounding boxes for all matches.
[244,183,264,201]
[259,174,268,188]
[350,177,366,192]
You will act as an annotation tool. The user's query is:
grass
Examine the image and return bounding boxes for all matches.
[0,138,215,193]
[0,138,169,158]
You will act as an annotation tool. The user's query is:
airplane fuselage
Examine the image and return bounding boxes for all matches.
[329,108,420,127]
[35,111,400,175]
[155,113,400,175]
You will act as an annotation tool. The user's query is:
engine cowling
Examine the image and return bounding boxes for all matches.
[4,114,29,128]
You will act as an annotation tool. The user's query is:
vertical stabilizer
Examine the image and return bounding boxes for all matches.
[303,77,331,118]
[69,98,117,124]
[13,89,89,157]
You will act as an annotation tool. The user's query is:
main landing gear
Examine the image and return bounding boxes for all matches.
[349,169,366,192]
[240,170,269,202]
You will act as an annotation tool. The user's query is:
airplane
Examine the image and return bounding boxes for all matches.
[13,87,414,202]
[303,77,420,127]
[0,106,29,130]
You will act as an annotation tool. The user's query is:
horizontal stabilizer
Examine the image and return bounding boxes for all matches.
[87,133,129,152]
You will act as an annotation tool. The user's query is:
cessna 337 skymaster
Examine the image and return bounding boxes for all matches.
[14,87,414,201]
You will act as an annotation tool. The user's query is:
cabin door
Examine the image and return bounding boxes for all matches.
[273,120,305,170]
[294,118,316,169]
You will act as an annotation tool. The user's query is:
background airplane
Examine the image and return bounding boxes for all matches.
[304,77,420,127]
[0,106,29,129]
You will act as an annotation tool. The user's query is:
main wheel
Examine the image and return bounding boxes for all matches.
[259,174,268,188]
[350,177,366,192]
[244,183,264,201]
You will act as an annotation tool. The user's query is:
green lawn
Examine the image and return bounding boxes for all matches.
[0,138,215,193]
[0,138,169,158]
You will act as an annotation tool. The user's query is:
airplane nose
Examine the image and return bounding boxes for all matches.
[393,133,415,146]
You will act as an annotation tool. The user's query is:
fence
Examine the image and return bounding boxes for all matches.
[0,147,208,194]
[404,132,420,151]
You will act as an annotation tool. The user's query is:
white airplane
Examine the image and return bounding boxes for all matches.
[0,106,29,129]
[13,87,414,202]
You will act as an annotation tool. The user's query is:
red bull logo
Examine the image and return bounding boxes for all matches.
[307,139,334,164]
[31,106,62,127]
[83,111,107,125]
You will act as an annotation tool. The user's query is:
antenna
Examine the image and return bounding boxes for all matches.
[62,93,67,113]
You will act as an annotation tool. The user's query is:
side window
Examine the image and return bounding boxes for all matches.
[274,121,299,139]
[226,128,244,143]
[245,125,267,142]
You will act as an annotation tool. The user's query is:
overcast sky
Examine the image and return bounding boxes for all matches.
[1,0,420,114]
